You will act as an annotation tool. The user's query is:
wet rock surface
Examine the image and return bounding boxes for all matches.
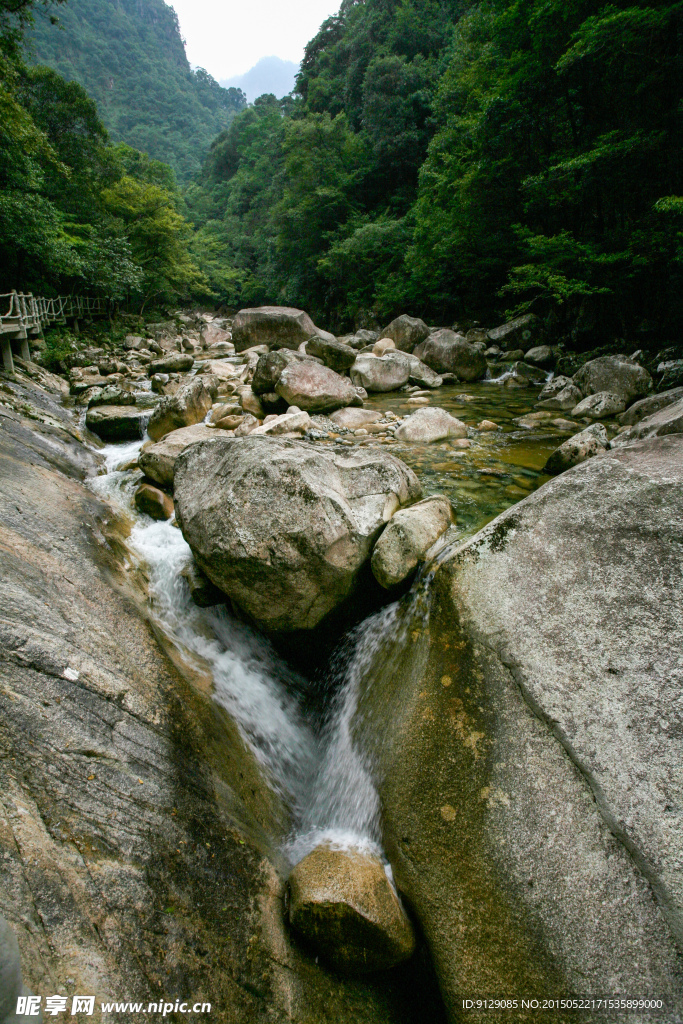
[84,404,147,441]
[287,846,416,973]
[355,436,683,1016]
[371,495,453,588]
[173,436,421,632]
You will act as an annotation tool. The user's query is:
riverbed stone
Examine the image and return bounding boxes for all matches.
[571,391,625,418]
[371,495,453,588]
[413,331,486,381]
[486,313,540,350]
[287,846,416,973]
[350,353,411,393]
[307,335,357,373]
[380,315,430,353]
[232,306,319,352]
[139,424,235,488]
[173,437,421,632]
[573,355,653,404]
[147,352,194,375]
[330,409,383,429]
[250,410,312,436]
[626,396,683,440]
[353,435,683,1015]
[85,405,147,441]
[403,353,443,389]
[146,379,213,442]
[524,345,555,368]
[394,407,467,443]
[134,482,175,520]
[617,387,683,426]
[536,383,583,411]
[87,384,137,408]
[275,362,357,413]
[544,423,608,474]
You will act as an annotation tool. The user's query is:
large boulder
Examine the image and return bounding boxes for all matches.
[536,383,583,411]
[394,407,467,443]
[173,437,421,632]
[371,495,453,588]
[486,313,540,351]
[134,482,174,520]
[352,435,683,1014]
[146,379,212,443]
[232,306,318,352]
[573,355,652,404]
[287,846,415,973]
[252,349,300,394]
[380,315,430,353]
[626,396,683,441]
[413,330,486,381]
[403,353,442,389]
[350,353,411,393]
[657,359,683,390]
[84,405,147,441]
[147,352,194,374]
[139,423,235,488]
[306,336,357,373]
[330,409,383,429]
[617,387,683,426]
[571,391,625,418]
[544,423,608,474]
[87,385,137,408]
[275,362,358,413]
[524,345,555,368]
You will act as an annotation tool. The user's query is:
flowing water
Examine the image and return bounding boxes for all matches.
[89,378,571,864]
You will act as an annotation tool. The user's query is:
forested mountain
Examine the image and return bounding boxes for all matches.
[1,0,205,304]
[25,0,246,180]
[221,57,299,103]
[187,0,683,343]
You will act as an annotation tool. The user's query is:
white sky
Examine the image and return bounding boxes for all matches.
[169,0,340,80]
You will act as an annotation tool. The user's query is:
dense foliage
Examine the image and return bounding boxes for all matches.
[187,0,682,342]
[0,0,204,305]
[25,0,246,180]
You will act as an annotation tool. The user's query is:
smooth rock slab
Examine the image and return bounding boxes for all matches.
[617,387,683,426]
[147,353,194,374]
[146,379,212,442]
[173,437,421,632]
[371,495,453,589]
[287,847,415,973]
[394,407,467,443]
[544,423,608,474]
[275,362,357,413]
[627,397,683,440]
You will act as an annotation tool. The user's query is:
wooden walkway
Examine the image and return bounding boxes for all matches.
[1,291,109,373]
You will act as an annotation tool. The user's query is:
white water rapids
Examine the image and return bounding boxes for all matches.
[91,438,429,864]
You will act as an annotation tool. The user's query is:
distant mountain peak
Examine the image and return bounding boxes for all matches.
[220,56,299,103]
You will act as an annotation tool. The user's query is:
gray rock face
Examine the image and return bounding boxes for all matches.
[250,410,312,436]
[394,407,467,443]
[146,379,213,443]
[306,336,357,373]
[524,345,555,368]
[403,353,443,389]
[486,313,539,350]
[536,383,583,411]
[87,385,137,408]
[350,353,411,393]
[617,387,683,426]
[275,362,357,413]
[573,355,653,403]
[287,847,416,973]
[381,315,430,353]
[232,306,318,352]
[252,349,300,394]
[414,330,487,381]
[627,397,683,440]
[571,391,625,418]
[147,352,194,374]
[508,360,547,383]
[139,423,233,488]
[84,405,147,441]
[658,359,683,390]
[537,375,572,401]
[371,495,453,588]
[544,423,608,474]
[173,437,421,632]
[353,436,683,1015]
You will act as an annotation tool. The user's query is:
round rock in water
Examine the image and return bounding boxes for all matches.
[350,353,412,393]
[173,437,421,632]
[413,330,486,381]
[371,495,453,588]
[573,355,652,404]
[544,423,608,474]
[287,846,416,972]
[571,391,626,419]
[394,406,467,443]
[275,361,358,413]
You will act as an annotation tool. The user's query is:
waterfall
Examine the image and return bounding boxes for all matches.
[90,439,422,863]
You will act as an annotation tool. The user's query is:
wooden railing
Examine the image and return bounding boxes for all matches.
[0,290,110,373]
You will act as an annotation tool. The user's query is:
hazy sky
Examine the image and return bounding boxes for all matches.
[170,0,339,80]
